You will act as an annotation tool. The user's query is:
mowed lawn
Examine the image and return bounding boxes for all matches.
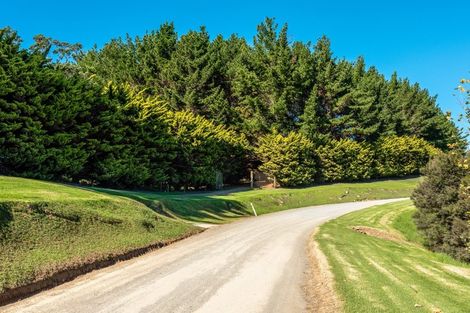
[0,176,198,294]
[316,200,470,313]
[91,177,420,223]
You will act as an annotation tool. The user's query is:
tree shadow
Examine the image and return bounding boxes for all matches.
[157,196,249,223]
[0,203,13,239]
[91,188,250,224]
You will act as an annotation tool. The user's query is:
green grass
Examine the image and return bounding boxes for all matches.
[0,175,419,296]
[316,200,470,313]
[0,176,198,293]
[91,177,420,223]
[0,176,110,201]
[89,187,250,224]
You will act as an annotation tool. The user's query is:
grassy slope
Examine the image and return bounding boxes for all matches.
[316,200,470,313]
[91,177,419,224]
[0,176,419,295]
[0,176,197,293]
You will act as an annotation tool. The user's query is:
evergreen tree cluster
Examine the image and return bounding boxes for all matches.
[78,18,462,150]
[0,28,246,189]
[0,21,464,189]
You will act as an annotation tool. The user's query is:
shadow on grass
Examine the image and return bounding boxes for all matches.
[0,203,13,238]
[90,188,250,224]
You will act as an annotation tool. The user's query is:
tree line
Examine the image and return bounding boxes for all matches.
[78,18,462,149]
[0,19,465,189]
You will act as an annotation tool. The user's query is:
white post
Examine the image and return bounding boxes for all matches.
[250,202,257,216]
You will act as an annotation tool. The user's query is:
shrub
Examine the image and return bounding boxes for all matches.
[256,132,316,187]
[165,110,249,189]
[317,139,375,182]
[412,152,470,262]
[375,135,438,177]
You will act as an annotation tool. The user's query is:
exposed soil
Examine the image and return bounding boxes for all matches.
[351,225,403,242]
[305,229,343,313]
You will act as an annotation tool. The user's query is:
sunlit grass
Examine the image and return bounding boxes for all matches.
[0,175,420,295]
[91,177,420,223]
[0,176,197,293]
[317,200,470,313]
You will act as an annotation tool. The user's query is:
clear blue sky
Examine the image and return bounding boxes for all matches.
[3,0,470,129]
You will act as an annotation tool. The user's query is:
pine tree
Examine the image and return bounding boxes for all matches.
[0,28,46,176]
[136,22,177,89]
[300,86,324,142]
[342,67,384,141]
[228,37,270,138]
[310,36,337,138]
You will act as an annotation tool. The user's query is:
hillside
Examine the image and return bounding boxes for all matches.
[0,176,198,301]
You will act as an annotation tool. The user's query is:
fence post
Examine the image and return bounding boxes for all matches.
[250,202,257,216]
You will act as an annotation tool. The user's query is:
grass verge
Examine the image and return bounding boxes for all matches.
[91,177,420,223]
[316,200,470,313]
[0,176,198,299]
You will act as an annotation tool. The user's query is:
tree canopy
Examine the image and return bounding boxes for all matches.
[0,20,465,189]
[77,18,463,150]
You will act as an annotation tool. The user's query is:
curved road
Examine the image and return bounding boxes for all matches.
[4,199,402,313]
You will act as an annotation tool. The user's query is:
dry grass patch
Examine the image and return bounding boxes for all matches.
[351,226,403,242]
[305,229,342,313]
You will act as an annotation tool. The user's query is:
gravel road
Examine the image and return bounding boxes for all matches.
[3,199,403,313]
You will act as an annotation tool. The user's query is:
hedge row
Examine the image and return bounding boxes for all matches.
[1,81,248,189]
[256,133,438,187]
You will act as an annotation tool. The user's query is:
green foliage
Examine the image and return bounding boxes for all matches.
[165,110,248,189]
[342,66,383,141]
[77,22,177,89]
[412,153,470,262]
[375,135,438,177]
[1,23,463,190]
[256,132,316,186]
[317,139,375,182]
[316,136,438,182]
[0,28,247,189]
[77,19,463,149]
[0,27,96,181]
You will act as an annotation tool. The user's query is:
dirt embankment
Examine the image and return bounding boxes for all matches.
[305,229,343,313]
[351,226,403,242]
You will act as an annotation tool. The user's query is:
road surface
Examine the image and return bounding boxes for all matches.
[3,199,403,313]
